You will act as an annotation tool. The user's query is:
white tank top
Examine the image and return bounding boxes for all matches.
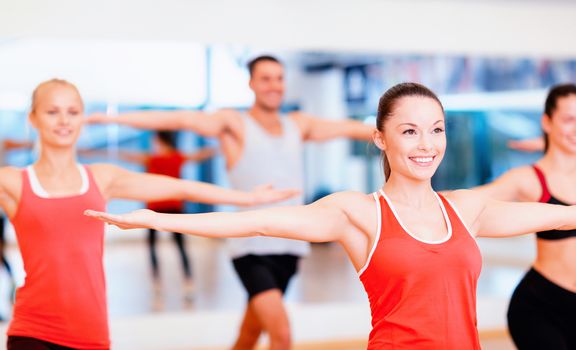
[227,113,310,258]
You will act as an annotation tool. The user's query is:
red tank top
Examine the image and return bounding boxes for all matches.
[8,166,109,349]
[147,152,186,211]
[359,191,482,349]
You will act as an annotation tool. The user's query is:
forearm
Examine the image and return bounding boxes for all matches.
[109,111,195,130]
[154,204,343,242]
[308,119,374,142]
[152,211,262,238]
[181,180,257,206]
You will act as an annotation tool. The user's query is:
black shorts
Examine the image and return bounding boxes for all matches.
[507,268,576,350]
[7,336,78,350]
[232,254,299,300]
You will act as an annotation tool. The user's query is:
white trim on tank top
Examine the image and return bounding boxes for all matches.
[27,164,89,198]
[443,197,477,239]
[379,189,452,244]
[358,192,383,276]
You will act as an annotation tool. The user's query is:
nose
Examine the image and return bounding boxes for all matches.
[417,134,432,151]
[57,113,71,125]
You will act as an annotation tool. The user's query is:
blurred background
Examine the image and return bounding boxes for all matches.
[1,0,576,349]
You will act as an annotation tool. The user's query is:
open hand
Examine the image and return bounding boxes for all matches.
[84,209,156,230]
[252,184,301,206]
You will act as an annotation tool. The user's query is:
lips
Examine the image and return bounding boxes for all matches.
[409,156,435,166]
[54,129,73,136]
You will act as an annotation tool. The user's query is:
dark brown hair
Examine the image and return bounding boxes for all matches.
[247,55,282,78]
[543,83,576,152]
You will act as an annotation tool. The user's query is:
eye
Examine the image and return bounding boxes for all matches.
[402,129,416,135]
[433,127,445,133]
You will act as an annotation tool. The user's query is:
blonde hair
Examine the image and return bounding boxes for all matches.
[30,79,83,113]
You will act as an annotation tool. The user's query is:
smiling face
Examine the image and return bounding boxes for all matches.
[29,81,84,149]
[373,83,446,182]
[543,94,576,155]
[249,60,285,112]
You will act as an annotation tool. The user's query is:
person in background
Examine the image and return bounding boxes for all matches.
[473,83,576,349]
[0,78,297,350]
[114,130,215,309]
[87,54,374,350]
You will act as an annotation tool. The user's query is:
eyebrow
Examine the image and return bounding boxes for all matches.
[398,120,444,127]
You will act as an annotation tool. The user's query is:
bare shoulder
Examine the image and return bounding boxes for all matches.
[445,188,486,204]
[87,163,123,185]
[315,191,377,222]
[484,165,540,201]
[215,108,242,122]
[215,108,243,132]
[0,166,22,191]
[88,163,121,175]
[288,111,316,124]
[315,191,374,207]
[443,188,489,223]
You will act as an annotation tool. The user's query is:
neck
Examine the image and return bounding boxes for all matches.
[382,174,435,209]
[35,145,78,175]
[248,104,281,122]
[541,147,576,172]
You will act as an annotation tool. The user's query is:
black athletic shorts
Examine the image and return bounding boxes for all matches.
[507,268,576,350]
[7,336,78,350]
[232,254,299,300]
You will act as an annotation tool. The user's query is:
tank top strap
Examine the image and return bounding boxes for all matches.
[19,168,33,196]
[82,165,105,200]
[532,165,551,203]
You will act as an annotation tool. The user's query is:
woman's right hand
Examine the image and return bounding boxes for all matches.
[84,208,157,230]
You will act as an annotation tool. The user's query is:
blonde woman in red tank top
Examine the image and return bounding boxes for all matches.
[87,82,576,350]
[0,79,297,350]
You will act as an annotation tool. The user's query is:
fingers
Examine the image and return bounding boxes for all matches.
[84,210,121,223]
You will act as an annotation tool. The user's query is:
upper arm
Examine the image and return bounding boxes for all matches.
[266,191,375,269]
[183,109,240,138]
[258,192,368,243]
[92,163,187,202]
[473,166,538,202]
[0,167,22,218]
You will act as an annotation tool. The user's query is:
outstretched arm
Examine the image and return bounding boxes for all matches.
[292,113,374,142]
[185,147,217,162]
[507,137,545,153]
[91,163,299,207]
[471,167,536,202]
[78,149,149,164]
[3,139,33,151]
[448,190,576,238]
[85,194,351,243]
[86,109,234,138]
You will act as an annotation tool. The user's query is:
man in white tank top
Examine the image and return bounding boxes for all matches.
[87,55,374,350]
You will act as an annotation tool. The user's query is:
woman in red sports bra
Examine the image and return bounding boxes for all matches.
[87,82,576,350]
[0,79,297,350]
[474,83,576,349]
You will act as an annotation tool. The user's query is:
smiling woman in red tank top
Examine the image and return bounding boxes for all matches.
[0,79,297,350]
[87,82,576,349]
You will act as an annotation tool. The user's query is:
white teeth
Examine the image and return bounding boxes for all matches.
[412,157,433,163]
